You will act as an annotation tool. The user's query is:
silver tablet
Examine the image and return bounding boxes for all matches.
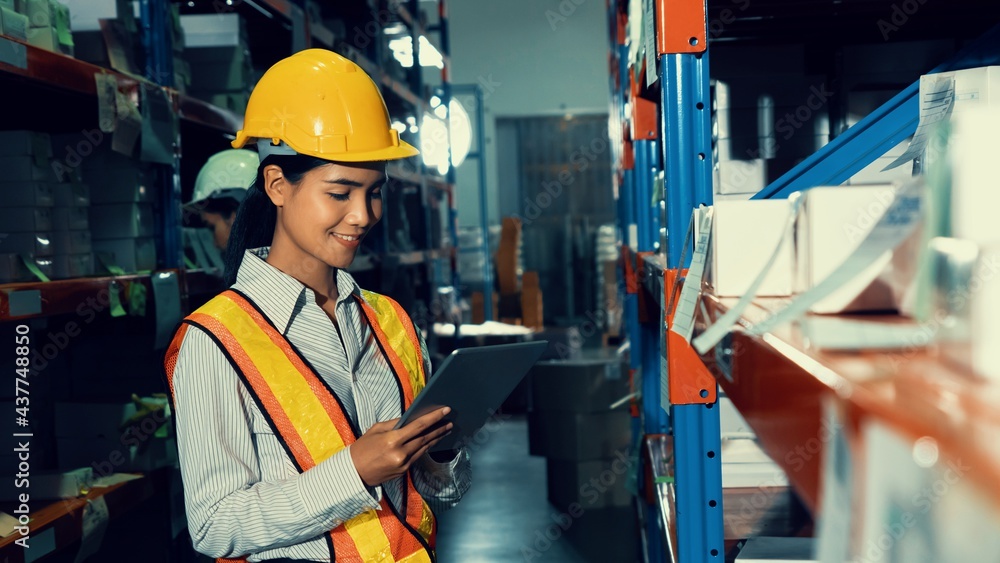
[395,340,549,452]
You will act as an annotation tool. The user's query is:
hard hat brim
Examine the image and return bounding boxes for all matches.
[232,135,419,163]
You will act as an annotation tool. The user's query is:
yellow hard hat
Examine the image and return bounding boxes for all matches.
[232,49,418,162]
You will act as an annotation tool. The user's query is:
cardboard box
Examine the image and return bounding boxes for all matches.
[530,357,628,413]
[0,130,52,157]
[0,207,53,231]
[0,253,55,282]
[92,237,156,271]
[89,203,154,238]
[52,206,89,230]
[952,108,1000,245]
[26,25,58,51]
[794,184,897,313]
[21,0,52,26]
[0,182,53,207]
[1,232,54,256]
[52,183,89,207]
[546,457,633,511]
[528,410,631,461]
[0,155,57,182]
[60,0,131,32]
[51,229,91,254]
[88,170,157,203]
[711,200,794,297]
[179,13,246,47]
[1,6,29,41]
[927,66,1000,117]
[52,253,94,278]
[717,159,766,195]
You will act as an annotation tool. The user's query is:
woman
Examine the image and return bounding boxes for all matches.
[165,49,470,563]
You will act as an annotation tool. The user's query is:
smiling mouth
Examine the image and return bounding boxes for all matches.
[332,233,362,242]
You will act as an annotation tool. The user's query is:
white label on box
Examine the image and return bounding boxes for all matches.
[74,497,109,563]
[884,75,954,171]
[672,206,713,342]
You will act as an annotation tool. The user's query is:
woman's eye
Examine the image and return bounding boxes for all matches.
[329,193,350,201]
[370,190,383,200]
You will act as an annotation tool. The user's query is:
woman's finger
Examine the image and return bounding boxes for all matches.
[396,407,451,440]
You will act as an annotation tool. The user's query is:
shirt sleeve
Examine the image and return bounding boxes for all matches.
[409,330,472,514]
[172,325,380,559]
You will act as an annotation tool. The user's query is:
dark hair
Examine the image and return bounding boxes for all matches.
[223,154,331,286]
[200,197,241,218]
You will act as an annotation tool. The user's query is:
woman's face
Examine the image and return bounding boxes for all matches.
[199,211,235,251]
[269,160,385,270]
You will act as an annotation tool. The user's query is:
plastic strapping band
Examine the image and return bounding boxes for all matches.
[19,255,50,283]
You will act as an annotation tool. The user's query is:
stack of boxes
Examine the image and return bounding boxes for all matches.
[527,352,638,560]
[180,13,254,115]
[21,0,74,55]
[0,130,96,282]
[80,147,158,272]
[0,0,29,43]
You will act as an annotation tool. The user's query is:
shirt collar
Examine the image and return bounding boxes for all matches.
[233,247,363,333]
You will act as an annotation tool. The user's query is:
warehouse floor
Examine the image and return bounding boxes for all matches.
[436,415,640,563]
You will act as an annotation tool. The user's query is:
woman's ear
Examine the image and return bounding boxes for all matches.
[262,164,288,207]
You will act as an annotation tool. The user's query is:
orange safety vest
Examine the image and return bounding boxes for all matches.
[164,288,436,563]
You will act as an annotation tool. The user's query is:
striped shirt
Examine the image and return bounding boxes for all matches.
[172,248,471,561]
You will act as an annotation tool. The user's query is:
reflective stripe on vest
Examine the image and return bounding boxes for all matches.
[164,289,436,563]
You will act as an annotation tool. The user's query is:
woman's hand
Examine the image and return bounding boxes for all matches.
[350,407,453,487]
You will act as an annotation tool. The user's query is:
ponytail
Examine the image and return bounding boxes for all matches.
[223,154,333,286]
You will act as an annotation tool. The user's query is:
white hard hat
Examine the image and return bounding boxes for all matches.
[187,149,259,209]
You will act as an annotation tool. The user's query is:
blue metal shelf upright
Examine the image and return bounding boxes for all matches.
[608,1,722,562]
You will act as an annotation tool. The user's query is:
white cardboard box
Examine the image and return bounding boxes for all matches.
[794,184,898,313]
[89,203,154,239]
[711,200,794,297]
[717,159,767,195]
[1,233,54,256]
[52,183,90,207]
[92,237,156,271]
[951,109,1000,245]
[1,6,28,41]
[0,130,52,157]
[0,253,54,282]
[0,182,54,207]
[179,13,245,47]
[50,229,92,254]
[52,253,94,278]
[0,155,57,182]
[929,65,1000,116]
[0,207,52,231]
[89,171,157,203]
[52,206,89,231]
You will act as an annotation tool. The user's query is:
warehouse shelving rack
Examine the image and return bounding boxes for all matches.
[609,1,1000,562]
